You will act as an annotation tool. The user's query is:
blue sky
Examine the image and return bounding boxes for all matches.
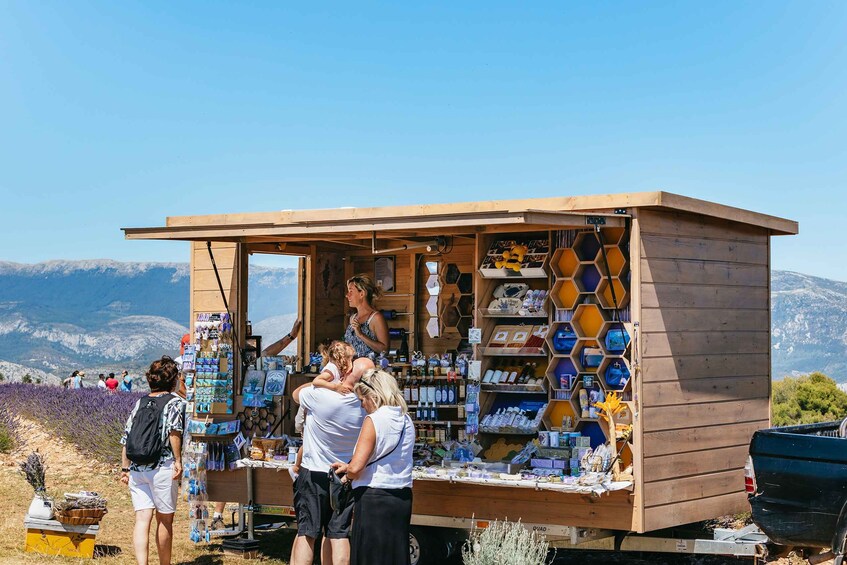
[1,3,845,277]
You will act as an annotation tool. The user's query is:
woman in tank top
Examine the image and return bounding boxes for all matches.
[344,274,389,358]
[331,369,415,565]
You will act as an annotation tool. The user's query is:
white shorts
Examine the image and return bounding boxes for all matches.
[129,462,178,514]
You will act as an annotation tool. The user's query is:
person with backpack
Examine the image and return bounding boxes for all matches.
[119,356,186,565]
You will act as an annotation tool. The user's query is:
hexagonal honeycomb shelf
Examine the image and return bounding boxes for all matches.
[551,279,580,310]
[542,400,577,431]
[576,420,609,450]
[598,356,631,391]
[599,322,631,356]
[569,376,607,420]
[596,246,627,278]
[575,263,602,294]
[438,262,474,338]
[571,339,603,373]
[574,232,602,262]
[545,357,578,391]
[551,248,579,279]
[546,322,578,356]
[596,277,629,309]
[599,226,626,246]
[571,304,606,338]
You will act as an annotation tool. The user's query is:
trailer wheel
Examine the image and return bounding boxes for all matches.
[409,526,453,565]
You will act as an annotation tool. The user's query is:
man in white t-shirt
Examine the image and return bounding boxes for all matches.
[290,358,371,565]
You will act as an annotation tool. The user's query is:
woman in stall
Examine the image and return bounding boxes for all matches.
[331,369,415,565]
[344,274,389,358]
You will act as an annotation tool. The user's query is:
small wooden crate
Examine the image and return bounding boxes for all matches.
[24,516,99,559]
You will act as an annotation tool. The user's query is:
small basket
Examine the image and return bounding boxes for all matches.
[55,507,107,525]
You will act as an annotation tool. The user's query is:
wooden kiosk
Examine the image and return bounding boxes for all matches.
[124,191,797,539]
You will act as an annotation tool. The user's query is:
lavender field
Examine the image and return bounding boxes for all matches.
[0,383,143,462]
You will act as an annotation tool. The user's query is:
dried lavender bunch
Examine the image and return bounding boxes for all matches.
[54,496,108,512]
[19,451,47,495]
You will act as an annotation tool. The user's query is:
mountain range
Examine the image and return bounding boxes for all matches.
[0,260,844,384]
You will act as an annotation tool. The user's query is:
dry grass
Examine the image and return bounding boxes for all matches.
[0,415,295,564]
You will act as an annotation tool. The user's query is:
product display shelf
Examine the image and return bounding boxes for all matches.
[550,278,580,310]
[478,347,547,357]
[473,231,554,452]
[481,384,547,394]
[412,420,465,425]
[541,398,577,430]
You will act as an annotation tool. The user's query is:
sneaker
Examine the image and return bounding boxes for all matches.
[210,517,225,531]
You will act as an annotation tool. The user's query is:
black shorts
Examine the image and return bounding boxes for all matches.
[293,468,354,539]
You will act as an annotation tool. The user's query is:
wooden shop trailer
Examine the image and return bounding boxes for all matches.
[124,191,797,559]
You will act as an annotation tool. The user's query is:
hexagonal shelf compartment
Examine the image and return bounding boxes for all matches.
[596,245,627,278]
[547,322,578,356]
[457,273,473,294]
[457,295,474,317]
[596,277,629,310]
[599,226,626,246]
[551,279,580,310]
[571,304,606,338]
[598,356,631,391]
[577,420,609,449]
[545,357,578,391]
[542,400,577,431]
[574,232,602,262]
[551,248,579,279]
[445,263,461,285]
[569,376,607,421]
[571,339,604,373]
[574,263,602,294]
[598,322,631,356]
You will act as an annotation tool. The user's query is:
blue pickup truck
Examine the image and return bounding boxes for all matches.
[748,420,847,563]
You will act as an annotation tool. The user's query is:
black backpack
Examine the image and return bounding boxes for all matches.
[126,394,174,466]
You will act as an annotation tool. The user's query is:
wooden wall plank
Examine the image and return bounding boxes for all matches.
[638,210,768,243]
[193,244,237,268]
[642,375,770,407]
[640,354,769,382]
[643,492,749,532]
[642,446,749,483]
[639,308,769,333]
[640,234,768,264]
[640,258,768,286]
[644,469,744,507]
[642,330,769,358]
[641,284,768,310]
[643,420,768,458]
[642,399,768,432]
[192,269,236,292]
[411,481,635,531]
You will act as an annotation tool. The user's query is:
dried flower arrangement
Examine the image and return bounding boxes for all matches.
[18,451,47,496]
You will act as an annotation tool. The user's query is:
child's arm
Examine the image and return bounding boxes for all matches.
[311,370,338,389]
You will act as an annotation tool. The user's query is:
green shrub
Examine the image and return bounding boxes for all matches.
[0,425,14,454]
[462,520,549,565]
[772,372,847,426]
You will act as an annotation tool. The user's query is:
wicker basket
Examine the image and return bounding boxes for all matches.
[55,507,107,525]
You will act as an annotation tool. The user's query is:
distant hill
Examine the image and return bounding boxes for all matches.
[772,271,847,381]
[1,261,846,383]
[0,260,297,383]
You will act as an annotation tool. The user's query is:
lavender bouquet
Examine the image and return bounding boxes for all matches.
[19,451,48,496]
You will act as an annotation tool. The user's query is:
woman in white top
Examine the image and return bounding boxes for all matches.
[331,369,415,565]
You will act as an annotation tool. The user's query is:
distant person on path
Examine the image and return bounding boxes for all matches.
[331,369,415,565]
[62,370,79,389]
[120,355,186,565]
[97,373,107,389]
[120,370,133,392]
[70,371,86,389]
[105,372,120,392]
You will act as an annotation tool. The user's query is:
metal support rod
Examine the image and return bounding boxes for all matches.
[246,466,255,541]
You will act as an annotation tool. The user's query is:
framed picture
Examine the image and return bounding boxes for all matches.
[374,256,395,293]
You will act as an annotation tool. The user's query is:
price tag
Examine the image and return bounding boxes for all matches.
[468,327,482,344]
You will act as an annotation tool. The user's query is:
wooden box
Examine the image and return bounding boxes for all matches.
[24,516,99,559]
